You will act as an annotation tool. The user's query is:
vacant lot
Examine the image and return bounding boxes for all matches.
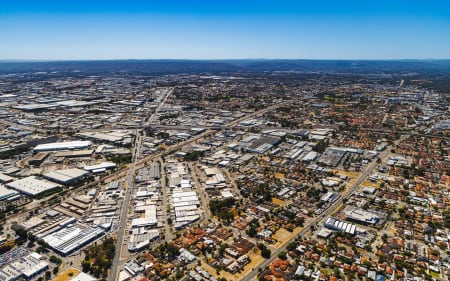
[273,227,302,248]
[52,268,80,281]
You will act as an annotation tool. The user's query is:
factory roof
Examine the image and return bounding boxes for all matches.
[43,168,89,184]
[0,173,14,183]
[43,225,104,256]
[69,272,97,281]
[84,161,116,171]
[6,252,49,278]
[54,150,94,158]
[6,176,60,197]
[34,141,92,152]
[0,184,19,200]
[131,205,157,227]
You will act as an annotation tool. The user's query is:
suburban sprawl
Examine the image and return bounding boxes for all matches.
[0,60,449,281]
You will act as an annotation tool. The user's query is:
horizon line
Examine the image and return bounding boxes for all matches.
[1,58,450,63]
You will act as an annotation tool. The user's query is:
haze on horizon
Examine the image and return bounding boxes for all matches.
[1,0,450,61]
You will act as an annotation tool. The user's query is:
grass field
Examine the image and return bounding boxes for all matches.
[333,170,359,186]
[52,268,80,281]
[333,170,359,179]
[272,197,284,205]
[360,180,380,188]
[273,227,302,248]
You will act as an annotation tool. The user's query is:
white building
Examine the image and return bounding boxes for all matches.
[84,161,116,172]
[34,141,92,152]
[0,185,19,201]
[43,168,89,185]
[172,190,201,229]
[6,176,60,197]
[0,252,49,280]
[42,224,104,256]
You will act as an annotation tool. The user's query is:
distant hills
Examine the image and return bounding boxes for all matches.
[0,59,449,74]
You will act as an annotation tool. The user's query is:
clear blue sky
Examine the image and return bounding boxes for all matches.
[1,0,449,60]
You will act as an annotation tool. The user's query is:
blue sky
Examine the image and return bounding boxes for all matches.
[1,0,449,60]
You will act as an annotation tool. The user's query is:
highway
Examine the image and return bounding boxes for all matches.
[241,141,398,281]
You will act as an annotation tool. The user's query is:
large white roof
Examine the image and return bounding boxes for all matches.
[34,141,91,152]
[70,272,97,281]
[84,161,116,171]
[44,168,88,183]
[6,176,59,196]
[0,184,19,200]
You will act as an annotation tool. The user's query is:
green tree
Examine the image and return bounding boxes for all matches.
[53,267,59,275]
[278,251,287,260]
[247,226,257,238]
[261,248,271,259]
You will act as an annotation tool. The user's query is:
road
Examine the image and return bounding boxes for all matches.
[159,158,173,241]
[110,88,173,280]
[145,87,173,125]
[188,162,211,222]
[109,130,143,281]
[241,142,398,281]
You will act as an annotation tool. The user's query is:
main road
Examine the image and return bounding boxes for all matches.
[109,130,143,281]
[188,162,211,222]
[110,89,173,280]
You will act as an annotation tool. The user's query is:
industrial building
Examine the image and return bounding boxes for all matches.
[131,204,157,228]
[69,272,97,281]
[0,173,14,184]
[149,162,160,179]
[53,149,94,158]
[84,161,116,172]
[317,148,346,167]
[43,168,89,185]
[172,190,201,229]
[240,135,281,154]
[343,205,380,226]
[0,252,49,281]
[77,131,131,144]
[128,229,160,252]
[320,192,339,203]
[301,151,318,162]
[34,141,92,152]
[324,217,357,235]
[42,224,105,256]
[135,163,160,182]
[6,176,60,197]
[27,152,49,166]
[0,184,19,201]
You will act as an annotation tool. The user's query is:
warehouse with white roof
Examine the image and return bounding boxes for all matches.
[131,205,157,228]
[6,176,60,197]
[172,191,201,229]
[34,140,92,152]
[0,184,19,201]
[0,252,49,280]
[84,161,116,172]
[43,168,89,185]
[42,224,104,256]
